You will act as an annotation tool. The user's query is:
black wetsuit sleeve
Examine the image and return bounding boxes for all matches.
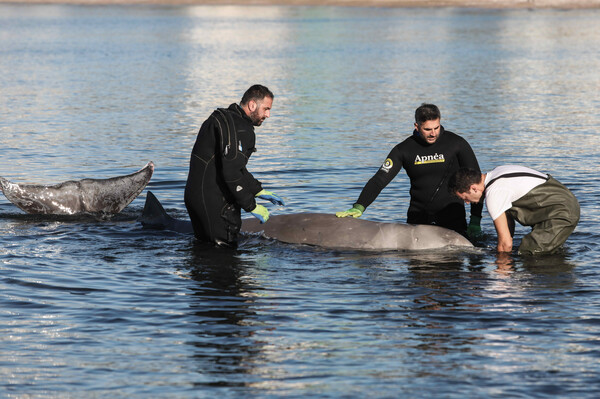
[469,195,483,219]
[355,146,402,209]
[214,113,261,212]
[240,168,263,197]
[456,137,483,219]
[221,156,262,212]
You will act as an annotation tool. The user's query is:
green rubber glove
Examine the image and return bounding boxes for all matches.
[256,189,285,206]
[467,215,482,238]
[250,204,269,223]
[335,204,365,218]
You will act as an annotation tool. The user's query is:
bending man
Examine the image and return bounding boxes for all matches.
[185,84,284,246]
[448,166,580,255]
[336,103,482,237]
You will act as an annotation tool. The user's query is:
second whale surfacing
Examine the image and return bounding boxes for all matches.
[0,162,154,215]
[140,191,473,251]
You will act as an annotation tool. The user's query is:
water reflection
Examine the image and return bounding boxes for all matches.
[495,251,576,281]
[409,263,478,304]
[1,4,600,396]
[183,243,263,388]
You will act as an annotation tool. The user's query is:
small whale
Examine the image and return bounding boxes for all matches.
[140,191,473,251]
[0,162,154,215]
[241,213,473,251]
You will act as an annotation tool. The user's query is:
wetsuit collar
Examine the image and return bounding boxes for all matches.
[229,103,254,125]
[413,125,445,145]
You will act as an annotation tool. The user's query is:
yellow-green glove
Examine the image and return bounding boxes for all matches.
[467,215,482,238]
[335,204,365,218]
[256,189,285,206]
[250,204,269,223]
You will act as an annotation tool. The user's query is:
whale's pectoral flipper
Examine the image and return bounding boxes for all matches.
[140,191,194,234]
[0,162,154,215]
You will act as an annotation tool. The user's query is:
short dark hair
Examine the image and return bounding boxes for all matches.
[415,103,441,125]
[448,168,482,194]
[240,84,274,106]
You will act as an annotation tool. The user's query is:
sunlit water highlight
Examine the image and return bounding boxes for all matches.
[1,4,600,398]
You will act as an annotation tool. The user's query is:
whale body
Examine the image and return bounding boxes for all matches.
[241,213,473,251]
[140,191,473,251]
[0,162,154,215]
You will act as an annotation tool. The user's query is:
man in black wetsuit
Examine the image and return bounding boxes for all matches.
[336,103,483,237]
[185,85,285,246]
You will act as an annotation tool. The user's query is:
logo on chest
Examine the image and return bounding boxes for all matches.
[414,153,445,165]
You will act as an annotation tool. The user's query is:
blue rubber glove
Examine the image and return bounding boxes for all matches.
[335,204,365,218]
[467,215,482,238]
[256,189,285,206]
[250,204,269,223]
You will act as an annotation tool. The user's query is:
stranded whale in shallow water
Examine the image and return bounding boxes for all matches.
[140,191,473,251]
[0,162,154,215]
[241,213,473,250]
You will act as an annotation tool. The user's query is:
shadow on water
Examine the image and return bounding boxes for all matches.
[0,205,142,224]
[493,251,578,294]
[497,251,576,273]
[181,242,265,390]
[325,245,580,374]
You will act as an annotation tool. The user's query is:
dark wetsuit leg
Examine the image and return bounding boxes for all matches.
[184,157,242,247]
[185,191,241,247]
[407,202,467,235]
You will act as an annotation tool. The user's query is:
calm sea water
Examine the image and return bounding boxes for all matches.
[1,4,600,398]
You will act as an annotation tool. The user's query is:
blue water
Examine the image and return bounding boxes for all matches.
[1,4,600,397]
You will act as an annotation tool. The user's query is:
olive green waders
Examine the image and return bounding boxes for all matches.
[505,176,580,255]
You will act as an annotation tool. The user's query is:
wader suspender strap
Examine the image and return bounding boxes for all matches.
[484,172,549,198]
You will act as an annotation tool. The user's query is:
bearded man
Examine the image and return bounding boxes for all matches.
[185,84,284,246]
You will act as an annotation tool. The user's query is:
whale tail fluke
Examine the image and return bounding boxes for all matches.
[0,163,154,215]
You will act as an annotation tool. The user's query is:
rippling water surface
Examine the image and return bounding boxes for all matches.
[1,4,600,398]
